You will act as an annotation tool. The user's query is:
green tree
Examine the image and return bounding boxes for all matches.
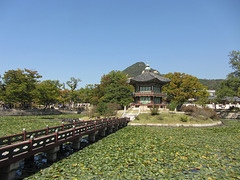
[228,50,240,78]
[163,72,208,105]
[216,50,240,99]
[0,75,4,101]
[78,84,102,105]
[35,80,62,109]
[66,77,81,102]
[58,89,71,107]
[2,69,42,108]
[99,71,134,107]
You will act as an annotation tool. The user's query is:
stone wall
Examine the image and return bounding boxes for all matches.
[217,111,240,119]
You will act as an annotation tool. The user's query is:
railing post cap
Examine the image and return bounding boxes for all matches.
[62,122,64,124]
[23,128,26,132]
[55,129,58,133]
[46,125,48,127]
[73,125,75,128]
[30,135,34,140]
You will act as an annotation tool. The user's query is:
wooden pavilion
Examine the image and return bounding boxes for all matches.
[129,62,171,108]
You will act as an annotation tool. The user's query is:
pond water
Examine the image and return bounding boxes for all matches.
[15,135,103,179]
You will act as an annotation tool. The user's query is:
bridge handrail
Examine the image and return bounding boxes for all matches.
[0,117,130,167]
[0,117,120,147]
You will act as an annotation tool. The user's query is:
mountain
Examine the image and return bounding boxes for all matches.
[198,79,223,90]
[122,62,161,77]
[123,62,223,90]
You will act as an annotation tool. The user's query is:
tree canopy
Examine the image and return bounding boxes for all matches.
[163,72,208,104]
[1,69,42,107]
[99,70,134,107]
[35,80,62,108]
[216,51,240,100]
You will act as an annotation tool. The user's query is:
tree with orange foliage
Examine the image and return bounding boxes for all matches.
[163,72,208,105]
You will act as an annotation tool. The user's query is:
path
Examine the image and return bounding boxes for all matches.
[122,109,139,121]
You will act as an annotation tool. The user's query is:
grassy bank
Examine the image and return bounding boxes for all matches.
[26,120,240,179]
[131,113,217,124]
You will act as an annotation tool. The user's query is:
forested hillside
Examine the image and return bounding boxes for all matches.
[123,62,223,90]
[198,79,223,90]
[123,62,161,77]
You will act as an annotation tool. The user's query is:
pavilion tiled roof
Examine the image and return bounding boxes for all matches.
[129,72,171,84]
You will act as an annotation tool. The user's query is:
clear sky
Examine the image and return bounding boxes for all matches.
[0,0,239,88]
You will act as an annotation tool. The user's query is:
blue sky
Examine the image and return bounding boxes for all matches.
[0,0,239,88]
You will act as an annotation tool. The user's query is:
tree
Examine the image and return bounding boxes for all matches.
[78,84,102,105]
[2,69,42,108]
[66,77,81,102]
[163,72,208,105]
[228,50,240,78]
[58,89,71,107]
[35,80,62,109]
[216,50,240,99]
[99,71,134,107]
[0,75,4,101]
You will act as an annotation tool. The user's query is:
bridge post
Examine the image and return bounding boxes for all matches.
[114,124,119,131]
[107,126,113,134]
[99,127,107,137]
[88,131,98,142]
[0,161,21,180]
[72,136,82,150]
[46,146,60,162]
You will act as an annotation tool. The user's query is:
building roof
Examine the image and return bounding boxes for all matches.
[129,71,171,85]
[222,96,240,102]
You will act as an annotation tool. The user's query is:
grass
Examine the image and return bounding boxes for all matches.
[25,119,240,179]
[132,113,217,124]
[0,114,85,137]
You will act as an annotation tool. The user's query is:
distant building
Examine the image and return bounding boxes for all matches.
[207,90,216,97]
[128,62,171,108]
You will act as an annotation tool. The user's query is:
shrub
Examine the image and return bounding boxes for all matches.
[181,105,219,120]
[106,103,121,116]
[150,106,159,115]
[158,115,164,120]
[96,102,121,116]
[181,105,196,115]
[180,116,188,122]
[87,106,96,118]
[167,102,179,111]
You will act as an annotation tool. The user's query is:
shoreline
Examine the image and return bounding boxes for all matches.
[128,121,223,127]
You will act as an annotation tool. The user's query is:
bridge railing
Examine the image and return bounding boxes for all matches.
[0,117,130,168]
[0,117,119,147]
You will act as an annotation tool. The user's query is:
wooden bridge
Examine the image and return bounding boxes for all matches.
[0,117,130,180]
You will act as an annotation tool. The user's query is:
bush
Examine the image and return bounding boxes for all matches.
[158,115,164,120]
[150,106,159,115]
[181,105,197,115]
[87,106,96,118]
[96,102,121,116]
[181,105,219,120]
[107,103,121,116]
[180,116,188,122]
[167,102,179,111]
